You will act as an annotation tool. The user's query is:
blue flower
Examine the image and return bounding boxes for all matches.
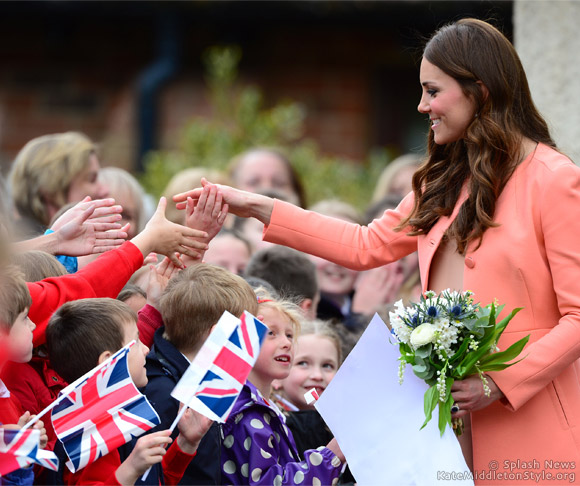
[450,305,462,316]
[427,306,438,317]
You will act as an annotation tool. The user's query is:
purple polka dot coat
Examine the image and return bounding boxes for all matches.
[220,381,342,485]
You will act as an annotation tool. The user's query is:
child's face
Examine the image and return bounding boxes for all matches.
[202,234,251,276]
[281,334,339,410]
[121,318,150,388]
[9,308,36,363]
[252,307,294,387]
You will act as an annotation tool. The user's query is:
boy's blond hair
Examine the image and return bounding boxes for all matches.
[10,132,95,226]
[160,264,258,353]
[0,265,32,332]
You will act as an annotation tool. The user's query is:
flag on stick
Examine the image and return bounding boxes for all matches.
[0,428,59,476]
[51,342,160,472]
[171,311,268,423]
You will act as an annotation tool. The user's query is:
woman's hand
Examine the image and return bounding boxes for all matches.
[450,374,505,418]
[173,178,275,225]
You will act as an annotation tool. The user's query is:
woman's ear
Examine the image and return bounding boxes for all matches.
[98,350,113,365]
[476,80,489,102]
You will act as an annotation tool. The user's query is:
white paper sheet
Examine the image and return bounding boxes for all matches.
[316,314,473,486]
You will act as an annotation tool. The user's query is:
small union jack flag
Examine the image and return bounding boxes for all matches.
[0,428,59,476]
[304,388,320,405]
[171,311,268,423]
[51,343,160,472]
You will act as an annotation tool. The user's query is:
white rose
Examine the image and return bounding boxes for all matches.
[410,323,437,348]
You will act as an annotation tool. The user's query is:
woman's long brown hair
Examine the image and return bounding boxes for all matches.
[398,18,555,253]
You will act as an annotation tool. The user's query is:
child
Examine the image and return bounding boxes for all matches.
[277,319,341,413]
[144,263,259,485]
[3,252,70,461]
[46,298,212,486]
[0,264,49,485]
[275,319,356,484]
[244,245,319,319]
[220,290,345,485]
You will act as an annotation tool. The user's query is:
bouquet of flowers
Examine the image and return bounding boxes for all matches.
[390,290,529,436]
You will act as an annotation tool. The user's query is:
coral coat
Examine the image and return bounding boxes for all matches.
[264,143,580,484]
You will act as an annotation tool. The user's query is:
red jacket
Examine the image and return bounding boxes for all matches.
[1,355,65,451]
[27,241,144,346]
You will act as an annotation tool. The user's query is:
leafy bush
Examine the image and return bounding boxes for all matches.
[140,45,394,211]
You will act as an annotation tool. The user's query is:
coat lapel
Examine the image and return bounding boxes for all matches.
[419,185,470,292]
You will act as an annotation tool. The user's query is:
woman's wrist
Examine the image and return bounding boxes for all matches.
[248,193,275,225]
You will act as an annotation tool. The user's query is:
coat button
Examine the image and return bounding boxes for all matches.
[465,257,475,269]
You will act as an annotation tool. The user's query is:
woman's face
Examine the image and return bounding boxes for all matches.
[67,153,109,204]
[417,58,477,145]
[235,152,299,204]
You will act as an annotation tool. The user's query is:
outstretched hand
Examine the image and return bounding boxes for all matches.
[185,185,229,241]
[51,196,123,231]
[131,197,209,268]
[55,203,128,256]
[173,178,274,224]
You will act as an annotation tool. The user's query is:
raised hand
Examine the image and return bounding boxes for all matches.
[131,197,209,268]
[145,257,181,310]
[185,185,229,242]
[351,262,405,315]
[50,196,123,231]
[56,204,128,256]
[173,178,274,224]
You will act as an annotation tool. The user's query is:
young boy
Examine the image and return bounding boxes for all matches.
[46,298,212,486]
[0,264,48,485]
[244,245,320,318]
[144,264,258,485]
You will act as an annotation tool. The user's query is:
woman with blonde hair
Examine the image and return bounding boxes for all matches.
[9,132,108,236]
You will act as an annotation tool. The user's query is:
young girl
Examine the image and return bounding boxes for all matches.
[220,292,345,485]
[278,319,341,412]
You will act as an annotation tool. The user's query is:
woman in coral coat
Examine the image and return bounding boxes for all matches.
[176,19,580,484]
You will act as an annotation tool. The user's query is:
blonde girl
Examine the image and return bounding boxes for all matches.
[220,290,345,485]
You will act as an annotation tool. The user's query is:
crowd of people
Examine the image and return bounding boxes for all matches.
[2,17,580,486]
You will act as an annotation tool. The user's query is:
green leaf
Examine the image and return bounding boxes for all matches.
[478,335,530,369]
[438,378,454,436]
[449,335,471,363]
[493,308,523,339]
[415,343,433,359]
[421,386,439,430]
